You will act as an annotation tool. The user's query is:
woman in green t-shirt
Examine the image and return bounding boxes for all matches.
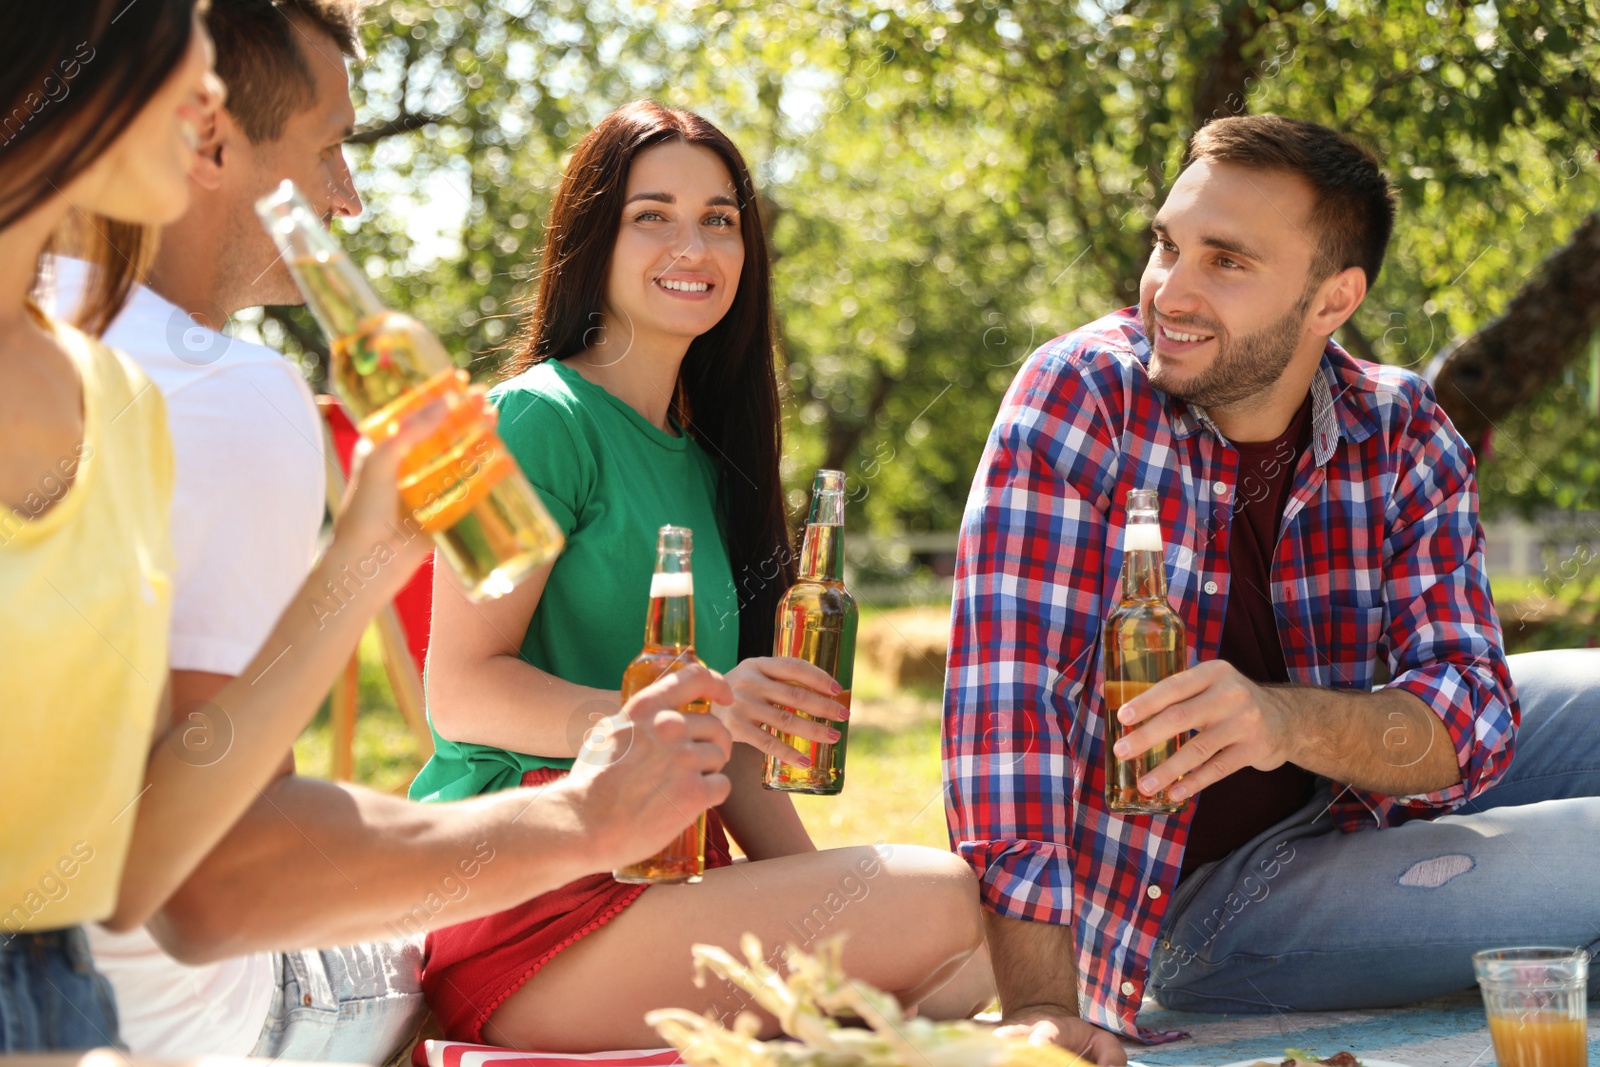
[421,101,994,1049]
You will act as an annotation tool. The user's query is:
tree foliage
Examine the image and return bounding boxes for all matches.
[267,0,1600,539]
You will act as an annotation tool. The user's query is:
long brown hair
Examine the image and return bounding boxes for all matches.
[507,100,793,660]
[0,0,199,336]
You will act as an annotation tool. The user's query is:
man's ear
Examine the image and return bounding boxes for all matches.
[1310,265,1367,336]
[188,105,234,193]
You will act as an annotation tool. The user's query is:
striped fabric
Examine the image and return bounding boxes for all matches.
[943,307,1517,1044]
[416,1043,683,1067]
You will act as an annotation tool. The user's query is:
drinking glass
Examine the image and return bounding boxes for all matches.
[1473,946,1589,1067]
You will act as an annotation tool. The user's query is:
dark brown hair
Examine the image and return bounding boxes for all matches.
[1,0,199,336]
[507,100,794,661]
[207,0,365,143]
[1187,114,1397,287]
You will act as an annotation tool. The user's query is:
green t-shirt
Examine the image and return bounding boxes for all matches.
[409,358,740,802]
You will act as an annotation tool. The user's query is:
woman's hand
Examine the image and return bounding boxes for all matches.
[721,657,849,767]
[330,387,492,590]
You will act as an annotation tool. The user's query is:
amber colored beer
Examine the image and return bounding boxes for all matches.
[1103,489,1188,815]
[1487,1013,1588,1067]
[256,182,563,601]
[614,527,711,885]
[763,470,857,795]
[1103,679,1185,812]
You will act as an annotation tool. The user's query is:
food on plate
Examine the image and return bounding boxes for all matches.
[647,936,1095,1067]
[1245,1052,1365,1067]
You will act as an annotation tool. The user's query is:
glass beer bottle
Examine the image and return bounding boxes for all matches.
[762,469,857,795]
[255,181,563,601]
[1103,488,1189,814]
[615,525,712,884]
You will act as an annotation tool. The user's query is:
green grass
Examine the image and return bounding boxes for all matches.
[294,628,952,852]
[296,572,1593,840]
[292,628,426,795]
[792,716,948,852]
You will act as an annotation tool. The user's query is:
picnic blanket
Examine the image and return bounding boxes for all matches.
[414,1042,682,1067]
[417,991,1600,1067]
[1125,988,1600,1065]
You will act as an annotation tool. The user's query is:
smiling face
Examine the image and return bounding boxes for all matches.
[601,139,745,349]
[1138,159,1334,413]
[66,11,222,226]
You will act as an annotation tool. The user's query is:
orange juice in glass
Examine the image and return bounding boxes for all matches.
[1474,946,1588,1067]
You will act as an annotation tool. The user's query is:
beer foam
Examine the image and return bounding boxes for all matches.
[1124,523,1162,552]
[650,572,694,598]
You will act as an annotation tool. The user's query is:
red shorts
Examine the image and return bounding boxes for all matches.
[422,768,735,1043]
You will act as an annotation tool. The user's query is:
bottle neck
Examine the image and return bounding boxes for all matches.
[1120,546,1169,603]
[288,251,388,341]
[798,523,844,582]
[643,589,695,649]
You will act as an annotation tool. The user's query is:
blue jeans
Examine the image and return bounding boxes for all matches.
[0,927,122,1052]
[249,937,429,1063]
[1149,649,1600,1012]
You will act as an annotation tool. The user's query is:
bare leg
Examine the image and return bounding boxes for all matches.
[915,941,996,1020]
[482,844,986,1051]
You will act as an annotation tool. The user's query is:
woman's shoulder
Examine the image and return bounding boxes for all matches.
[55,318,158,410]
[490,359,585,414]
[489,361,593,445]
[55,318,172,471]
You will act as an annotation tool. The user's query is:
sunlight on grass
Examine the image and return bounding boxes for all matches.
[293,628,425,795]
[294,626,953,850]
[792,716,948,852]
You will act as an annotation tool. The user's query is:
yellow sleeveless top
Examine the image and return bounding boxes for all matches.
[0,314,173,933]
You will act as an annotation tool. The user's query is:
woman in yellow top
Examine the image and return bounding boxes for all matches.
[0,1,466,1050]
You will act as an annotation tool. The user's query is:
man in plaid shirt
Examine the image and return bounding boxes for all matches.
[945,114,1600,1064]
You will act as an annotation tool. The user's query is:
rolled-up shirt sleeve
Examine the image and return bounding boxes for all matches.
[1369,385,1517,817]
[943,342,1119,924]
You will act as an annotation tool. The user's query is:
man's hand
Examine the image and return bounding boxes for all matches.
[983,912,1126,1067]
[1114,659,1462,799]
[1112,659,1293,804]
[558,665,736,872]
[995,1007,1127,1065]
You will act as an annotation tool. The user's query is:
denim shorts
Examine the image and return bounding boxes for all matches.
[0,927,122,1052]
[250,936,429,1064]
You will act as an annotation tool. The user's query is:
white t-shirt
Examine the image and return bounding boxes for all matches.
[50,259,325,1057]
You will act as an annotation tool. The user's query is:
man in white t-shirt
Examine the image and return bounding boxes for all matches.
[55,1,738,1060]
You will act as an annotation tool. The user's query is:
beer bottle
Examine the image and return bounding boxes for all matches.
[761,469,857,795]
[255,181,563,600]
[1103,488,1189,814]
[615,525,712,884]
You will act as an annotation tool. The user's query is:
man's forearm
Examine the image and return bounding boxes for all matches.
[1281,684,1461,795]
[112,539,421,931]
[984,908,1080,1018]
[147,774,596,962]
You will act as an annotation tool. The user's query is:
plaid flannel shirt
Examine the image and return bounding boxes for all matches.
[942,308,1518,1042]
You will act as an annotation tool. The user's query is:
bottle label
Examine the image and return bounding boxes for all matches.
[1124,524,1162,552]
[357,368,516,535]
[650,572,694,598]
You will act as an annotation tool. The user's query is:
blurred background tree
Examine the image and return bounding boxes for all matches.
[285,0,1599,799]
[264,0,1600,546]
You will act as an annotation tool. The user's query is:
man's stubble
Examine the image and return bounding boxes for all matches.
[1141,286,1314,413]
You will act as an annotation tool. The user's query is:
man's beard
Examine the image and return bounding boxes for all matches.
[1141,289,1312,412]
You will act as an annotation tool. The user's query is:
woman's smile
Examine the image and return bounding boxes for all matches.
[653,273,717,300]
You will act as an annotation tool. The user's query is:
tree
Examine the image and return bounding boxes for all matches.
[281,0,1600,544]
